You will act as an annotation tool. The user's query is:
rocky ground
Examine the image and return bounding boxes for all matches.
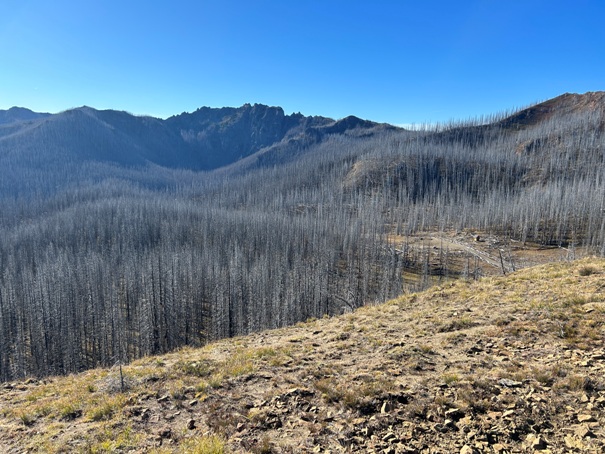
[1,258,604,453]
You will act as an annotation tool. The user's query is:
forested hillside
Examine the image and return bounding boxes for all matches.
[0,92,604,381]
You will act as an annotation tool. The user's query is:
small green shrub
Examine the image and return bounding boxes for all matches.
[579,266,600,276]
[17,410,36,426]
[87,394,126,421]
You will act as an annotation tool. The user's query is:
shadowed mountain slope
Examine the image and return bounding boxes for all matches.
[0,107,50,125]
[0,103,389,177]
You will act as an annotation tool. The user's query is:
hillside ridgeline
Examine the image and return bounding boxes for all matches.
[1,258,604,452]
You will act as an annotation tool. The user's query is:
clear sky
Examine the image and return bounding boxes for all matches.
[0,0,603,125]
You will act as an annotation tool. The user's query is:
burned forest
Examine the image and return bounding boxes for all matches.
[1,92,604,381]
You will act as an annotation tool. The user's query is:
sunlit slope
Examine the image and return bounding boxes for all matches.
[1,258,604,453]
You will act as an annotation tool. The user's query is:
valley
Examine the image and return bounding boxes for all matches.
[0,92,604,384]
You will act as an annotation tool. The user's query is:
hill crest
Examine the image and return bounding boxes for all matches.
[498,91,605,128]
[0,106,51,125]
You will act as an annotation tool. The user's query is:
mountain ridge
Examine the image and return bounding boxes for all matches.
[4,90,604,129]
[0,106,51,125]
[0,103,393,174]
[1,91,603,178]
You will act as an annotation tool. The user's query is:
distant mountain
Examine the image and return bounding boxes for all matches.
[165,103,331,169]
[217,113,400,174]
[0,106,50,125]
[0,103,393,176]
[1,92,603,198]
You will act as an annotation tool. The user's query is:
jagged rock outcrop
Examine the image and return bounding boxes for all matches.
[164,103,332,169]
[0,103,390,172]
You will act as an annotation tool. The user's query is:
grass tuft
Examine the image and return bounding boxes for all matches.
[177,435,227,454]
[87,394,127,422]
[578,265,600,276]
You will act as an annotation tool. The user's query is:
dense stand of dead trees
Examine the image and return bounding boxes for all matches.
[1,104,604,381]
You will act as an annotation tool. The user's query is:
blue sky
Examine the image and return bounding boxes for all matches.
[0,0,603,125]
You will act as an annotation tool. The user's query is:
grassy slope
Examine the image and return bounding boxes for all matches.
[1,258,604,453]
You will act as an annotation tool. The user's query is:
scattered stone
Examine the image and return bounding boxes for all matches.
[158,427,172,439]
[502,409,515,418]
[380,401,393,414]
[474,441,489,450]
[525,434,547,449]
[492,443,507,453]
[157,395,169,403]
[382,432,397,443]
[467,345,483,354]
[577,414,596,423]
[575,424,596,438]
[189,399,198,406]
[445,407,464,420]
[565,435,585,450]
[460,445,477,454]
[458,416,473,427]
[487,411,503,420]
[498,379,522,388]
[444,418,457,429]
